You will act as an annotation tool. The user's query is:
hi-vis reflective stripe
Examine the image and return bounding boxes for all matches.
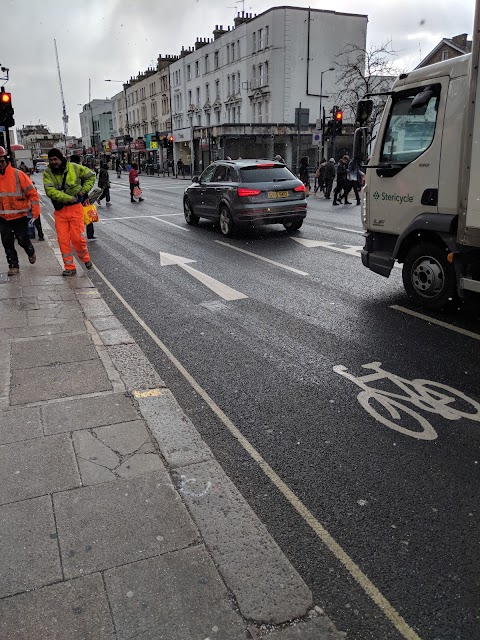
[24,184,35,193]
[2,169,22,197]
[1,209,30,215]
[31,200,40,206]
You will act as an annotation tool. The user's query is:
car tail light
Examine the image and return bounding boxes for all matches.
[238,188,261,196]
[293,184,306,192]
[256,163,275,167]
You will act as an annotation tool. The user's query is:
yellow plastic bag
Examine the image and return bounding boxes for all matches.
[83,204,99,224]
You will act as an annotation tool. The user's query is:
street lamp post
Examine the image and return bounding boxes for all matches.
[319,67,334,162]
[105,79,131,164]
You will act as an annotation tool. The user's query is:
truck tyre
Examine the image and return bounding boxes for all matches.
[402,242,457,310]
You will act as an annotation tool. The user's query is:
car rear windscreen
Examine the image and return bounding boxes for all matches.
[240,166,295,183]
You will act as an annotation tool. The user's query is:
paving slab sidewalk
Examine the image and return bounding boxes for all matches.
[0,226,345,639]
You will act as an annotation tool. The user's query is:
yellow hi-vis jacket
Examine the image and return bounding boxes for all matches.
[43,162,96,205]
[0,163,40,221]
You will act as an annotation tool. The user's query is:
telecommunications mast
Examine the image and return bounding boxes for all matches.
[54,39,69,149]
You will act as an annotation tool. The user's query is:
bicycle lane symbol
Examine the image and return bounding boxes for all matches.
[333,361,480,440]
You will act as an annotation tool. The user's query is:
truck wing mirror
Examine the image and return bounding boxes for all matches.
[356,99,374,125]
[353,127,368,163]
[411,86,434,109]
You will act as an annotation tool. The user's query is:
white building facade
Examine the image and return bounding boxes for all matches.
[168,7,367,172]
[110,56,175,168]
[79,99,114,160]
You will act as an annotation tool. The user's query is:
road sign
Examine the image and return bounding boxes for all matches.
[315,119,321,130]
[0,126,5,132]
[312,132,321,145]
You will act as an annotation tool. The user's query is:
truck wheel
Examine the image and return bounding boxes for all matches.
[402,242,457,310]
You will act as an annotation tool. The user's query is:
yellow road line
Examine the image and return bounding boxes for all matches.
[92,262,424,640]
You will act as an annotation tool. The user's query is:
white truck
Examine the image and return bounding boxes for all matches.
[13,149,34,173]
[355,3,480,309]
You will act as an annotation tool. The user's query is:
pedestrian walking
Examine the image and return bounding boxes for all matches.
[299,157,310,196]
[314,158,327,197]
[0,146,39,276]
[176,158,184,178]
[347,158,363,205]
[43,148,95,276]
[129,163,143,203]
[323,159,336,199]
[97,163,111,208]
[333,155,351,205]
[116,159,122,178]
[19,161,28,174]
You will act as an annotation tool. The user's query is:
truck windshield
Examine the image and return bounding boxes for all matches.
[380,86,440,164]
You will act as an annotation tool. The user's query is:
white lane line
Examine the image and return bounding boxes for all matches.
[152,216,188,231]
[98,213,183,222]
[89,263,425,640]
[215,241,309,276]
[391,305,480,341]
[333,227,365,235]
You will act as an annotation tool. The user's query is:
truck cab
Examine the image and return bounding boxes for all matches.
[359,54,480,309]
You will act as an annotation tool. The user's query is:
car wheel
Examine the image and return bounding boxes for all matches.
[284,220,303,233]
[219,207,235,237]
[184,198,199,225]
[402,242,457,310]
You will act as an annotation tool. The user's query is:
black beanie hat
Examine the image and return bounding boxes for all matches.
[48,148,65,161]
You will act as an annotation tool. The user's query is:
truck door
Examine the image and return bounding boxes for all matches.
[366,80,447,235]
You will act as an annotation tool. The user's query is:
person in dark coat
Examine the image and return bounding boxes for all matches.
[298,157,310,194]
[346,158,363,205]
[314,158,327,196]
[323,158,336,199]
[97,163,111,207]
[333,155,351,205]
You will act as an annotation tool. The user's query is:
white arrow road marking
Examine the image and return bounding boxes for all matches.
[215,240,309,276]
[291,237,402,269]
[159,252,247,301]
[333,226,365,235]
[291,237,363,256]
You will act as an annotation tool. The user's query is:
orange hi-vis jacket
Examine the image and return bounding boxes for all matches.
[0,163,40,221]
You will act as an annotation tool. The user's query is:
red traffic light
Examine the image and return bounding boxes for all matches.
[335,110,343,120]
[1,92,11,104]
[168,135,174,142]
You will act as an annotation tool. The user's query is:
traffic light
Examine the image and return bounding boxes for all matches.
[0,89,14,128]
[325,120,334,136]
[334,109,343,135]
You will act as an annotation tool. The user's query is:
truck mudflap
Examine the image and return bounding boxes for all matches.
[362,232,396,277]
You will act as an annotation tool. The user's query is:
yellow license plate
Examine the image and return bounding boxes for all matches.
[268,191,289,199]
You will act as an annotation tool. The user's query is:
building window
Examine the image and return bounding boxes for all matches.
[258,28,264,49]
[216,110,220,124]
[206,112,211,126]
[232,74,236,94]
[196,87,200,106]
[264,100,269,121]
[215,79,220,99]
[442,50,449,60]
[258,101,262,123]
[237,40,240,59]
[252,65,256,89]
[197,113,201,126]
[227,76,231,96]
[187,65,191,80]
[227,44,230,64]
[195,60,199,77]
[205,54,209,73]
[259,64,264,87]
[252,31,256,52]
[265,62,269,86]
[232,107,236,124]
[206,83,210,101]
[188,90,192,106]
[231,42,235,62]
[237,105,240,122]
[214,51,219,69]
[265,26,269,47]
[237,71,241,90]
[252,102,256,123]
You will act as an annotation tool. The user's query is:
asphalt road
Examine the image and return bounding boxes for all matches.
[43,174,480,640]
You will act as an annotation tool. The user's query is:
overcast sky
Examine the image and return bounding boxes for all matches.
[1,0,474,138]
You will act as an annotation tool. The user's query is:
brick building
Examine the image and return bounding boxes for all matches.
[416,33,472,69]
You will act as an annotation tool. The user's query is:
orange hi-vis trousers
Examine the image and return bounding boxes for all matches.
[54,203,90,271]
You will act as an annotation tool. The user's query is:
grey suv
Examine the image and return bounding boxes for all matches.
[183,159,307,236]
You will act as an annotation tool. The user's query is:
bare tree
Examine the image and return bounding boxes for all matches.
[332,41,401,134]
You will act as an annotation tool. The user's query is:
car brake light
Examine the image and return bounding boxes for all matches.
[293,184,306,192]
[256,163,275,168]
[238,188,261,196]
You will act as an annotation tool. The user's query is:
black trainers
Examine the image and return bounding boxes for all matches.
[7,267,19,276]
[85,260,93,270]
[28,253,36,264]
[62,269,77,277]
[38,236,45,241]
